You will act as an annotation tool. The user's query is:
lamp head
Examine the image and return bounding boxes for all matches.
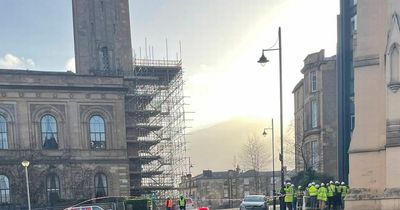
[257,51,269,66]
[21,160,30,167]
[262,129,267,136]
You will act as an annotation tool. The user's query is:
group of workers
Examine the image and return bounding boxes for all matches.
[165,196,187,210]
[283,181,349,210]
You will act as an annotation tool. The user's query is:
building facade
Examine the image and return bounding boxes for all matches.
[346,0,400,209]
[293,50,337,178]
[179,169,280,209]
[0,0,187,208]
[337,0,357,184]
[0,70,129,207]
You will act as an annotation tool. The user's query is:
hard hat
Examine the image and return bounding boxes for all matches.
[312,182,316,185]
[316,184,320,188]
[308,183,312,187]
[321,183,325,186]
[329,181,333,184]
[291,184,295,187]
[341,182,345,185]
[298,186,302,189]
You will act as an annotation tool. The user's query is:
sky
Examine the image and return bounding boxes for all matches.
[0,0,339,131]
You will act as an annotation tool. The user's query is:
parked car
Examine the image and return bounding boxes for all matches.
[239,195,268,210]
[64,206,105,210]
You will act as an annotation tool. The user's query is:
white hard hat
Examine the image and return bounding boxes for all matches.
[321,183,325,186]
[316,184,320,188]
[329,181,333,184]
[291,184,295,187]
[335,181,340,184]
[312,182,316,185]
[308,183,312,187]
[341,182,345,185]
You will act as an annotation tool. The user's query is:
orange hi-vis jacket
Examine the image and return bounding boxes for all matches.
[165,199,173,208]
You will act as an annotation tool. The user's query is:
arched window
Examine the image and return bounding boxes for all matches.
[46,174,60,206]
[90,116,106,149]
[391,45,400,82]
[0,116,8,149]
[94,173,107,197]
[41,115,58,149]
[0,175,10,204]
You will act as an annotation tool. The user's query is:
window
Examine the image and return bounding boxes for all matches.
[310,141,319,170]
[0,116,8,149]
[351,15,358,34]
[47,174,60,205]
[95,173,108,197]
[41,115,58,149]
[244,178,250,185]
[350,115,355,131]
[0,175,10,204]
[391,45,399,82]
[90,116,106,149]
[101,47,111,72]
[311,100,318,128]
[310,71,317,92]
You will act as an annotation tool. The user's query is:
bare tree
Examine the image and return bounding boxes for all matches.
[240,134,268,193]
[240,134,268,171]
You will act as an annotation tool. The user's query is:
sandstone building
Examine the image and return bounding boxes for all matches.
[346,0,400,209]
[292,50,337,178]
[0,0,186,208]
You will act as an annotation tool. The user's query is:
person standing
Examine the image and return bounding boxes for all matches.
[284,182,294,210]
[340,182,348,209]
[292,184,297,210]
[335,181,342,210]
[165,197,173,210]
[308,182,317,210]
[296,186,304,210]
[178,195,186,210]
[327,181,336,210]
[318,183,327,210]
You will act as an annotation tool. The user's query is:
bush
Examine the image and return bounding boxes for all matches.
[290,168,333,188]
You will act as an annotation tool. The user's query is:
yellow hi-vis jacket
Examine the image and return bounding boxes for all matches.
[284,186,294,203]
[341,185,349,198]
[317,186,328,202]
[328,184,336,197]
[309,185,318,196]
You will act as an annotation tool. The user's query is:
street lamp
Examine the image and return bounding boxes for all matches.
[263,118,276,210]
[21,160,31,210]
[258,26,285,210]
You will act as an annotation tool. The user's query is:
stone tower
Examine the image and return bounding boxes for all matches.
[72,0,133,75]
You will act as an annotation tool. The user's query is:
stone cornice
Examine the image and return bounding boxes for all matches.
[348,146,386,154]
[354,54,380,68]
[0,84,127,92]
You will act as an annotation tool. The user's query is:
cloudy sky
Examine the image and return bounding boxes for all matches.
[0,0,339,130]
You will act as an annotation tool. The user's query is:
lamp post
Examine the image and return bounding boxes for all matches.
[21,160,31,210]
[258,26,285,210]
[263,118,276,210]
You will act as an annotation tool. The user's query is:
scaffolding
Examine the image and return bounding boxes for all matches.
[125,58,188,197]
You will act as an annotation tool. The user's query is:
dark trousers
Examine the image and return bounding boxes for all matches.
[327,197,334,210]
[179,206,185,210]
[309,196,317,210]
[285,202,293,210]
